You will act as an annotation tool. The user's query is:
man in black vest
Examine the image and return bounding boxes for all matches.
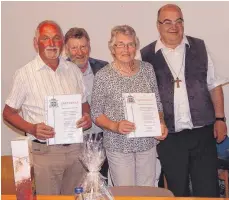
[141,4,227,197]
[64,27,109,181]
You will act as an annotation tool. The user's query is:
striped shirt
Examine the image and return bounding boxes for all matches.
[6,55,87,140]
[82,62,103,135]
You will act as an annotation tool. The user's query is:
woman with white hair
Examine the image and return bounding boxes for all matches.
[91,25,168,186]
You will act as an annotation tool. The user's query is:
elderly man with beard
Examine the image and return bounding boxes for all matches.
[64,27,109,181]
[3,20,92,195]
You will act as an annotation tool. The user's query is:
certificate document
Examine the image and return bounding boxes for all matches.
[122,93,161,138]
[45,94,83,145]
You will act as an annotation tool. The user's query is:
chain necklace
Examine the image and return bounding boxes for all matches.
[162,48,186,88]
[113,61,135,75]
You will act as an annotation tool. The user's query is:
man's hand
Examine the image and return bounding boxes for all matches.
[76,113,92,130]
[155,123,168,141]
[115,120,135,134]
[214,121,227,143]
[31,122,55,140]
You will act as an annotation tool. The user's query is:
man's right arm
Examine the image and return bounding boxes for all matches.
[3,104,35,134]
[3,104,55,140]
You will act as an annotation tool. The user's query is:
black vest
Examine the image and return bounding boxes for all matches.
[141,36,215,133]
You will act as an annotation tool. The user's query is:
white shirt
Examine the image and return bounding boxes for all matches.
[83,62,103,135]
[6,55,87,140]
[155,36,228,132]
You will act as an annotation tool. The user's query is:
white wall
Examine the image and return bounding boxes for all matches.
[1,1,229,155]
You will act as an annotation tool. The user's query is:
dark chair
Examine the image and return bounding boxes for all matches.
[218,158,229,198]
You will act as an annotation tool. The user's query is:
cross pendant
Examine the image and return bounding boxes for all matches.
[174,77,182,88]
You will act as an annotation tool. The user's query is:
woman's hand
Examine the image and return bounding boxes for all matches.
[155,122,168,140]
[115,120,135,134]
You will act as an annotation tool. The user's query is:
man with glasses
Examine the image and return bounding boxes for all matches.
[141,4,227,197]
[64,27,109,181]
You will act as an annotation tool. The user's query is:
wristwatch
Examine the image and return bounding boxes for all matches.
[215,117,226,122]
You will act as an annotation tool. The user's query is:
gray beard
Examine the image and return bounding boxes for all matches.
[71,59,85,68]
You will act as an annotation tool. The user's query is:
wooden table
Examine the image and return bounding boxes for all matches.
[1,195,226,200]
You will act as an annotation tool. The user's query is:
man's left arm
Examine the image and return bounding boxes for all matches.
[210,85,227,143]
[76,102,92,130]
[75,64,92,130]
[206,47,228,143]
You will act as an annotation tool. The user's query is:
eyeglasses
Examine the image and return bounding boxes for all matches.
[69,45,89,51]
[158,18,184,27]
[114,42,136,49]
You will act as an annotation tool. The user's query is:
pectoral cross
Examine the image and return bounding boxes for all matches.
[174,77,182,88]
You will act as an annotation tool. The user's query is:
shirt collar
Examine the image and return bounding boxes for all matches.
[83,61,93,76]
[35,54,69,71]
[155,35,190,53]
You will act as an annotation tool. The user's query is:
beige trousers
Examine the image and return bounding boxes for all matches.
[31,142,86,195]
[106,146,157,186]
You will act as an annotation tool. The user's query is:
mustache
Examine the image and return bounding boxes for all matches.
[72,56,85,60]
[45,46,59,51]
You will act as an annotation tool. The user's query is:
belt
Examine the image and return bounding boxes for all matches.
[32,139,71,146]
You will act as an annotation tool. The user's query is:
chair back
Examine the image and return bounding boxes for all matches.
[109,186,174,197]
[1,155,16,194]
[218,158,229,198]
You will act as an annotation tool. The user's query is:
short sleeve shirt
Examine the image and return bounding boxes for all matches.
[91,61,162,153]
[5,55,87,140]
